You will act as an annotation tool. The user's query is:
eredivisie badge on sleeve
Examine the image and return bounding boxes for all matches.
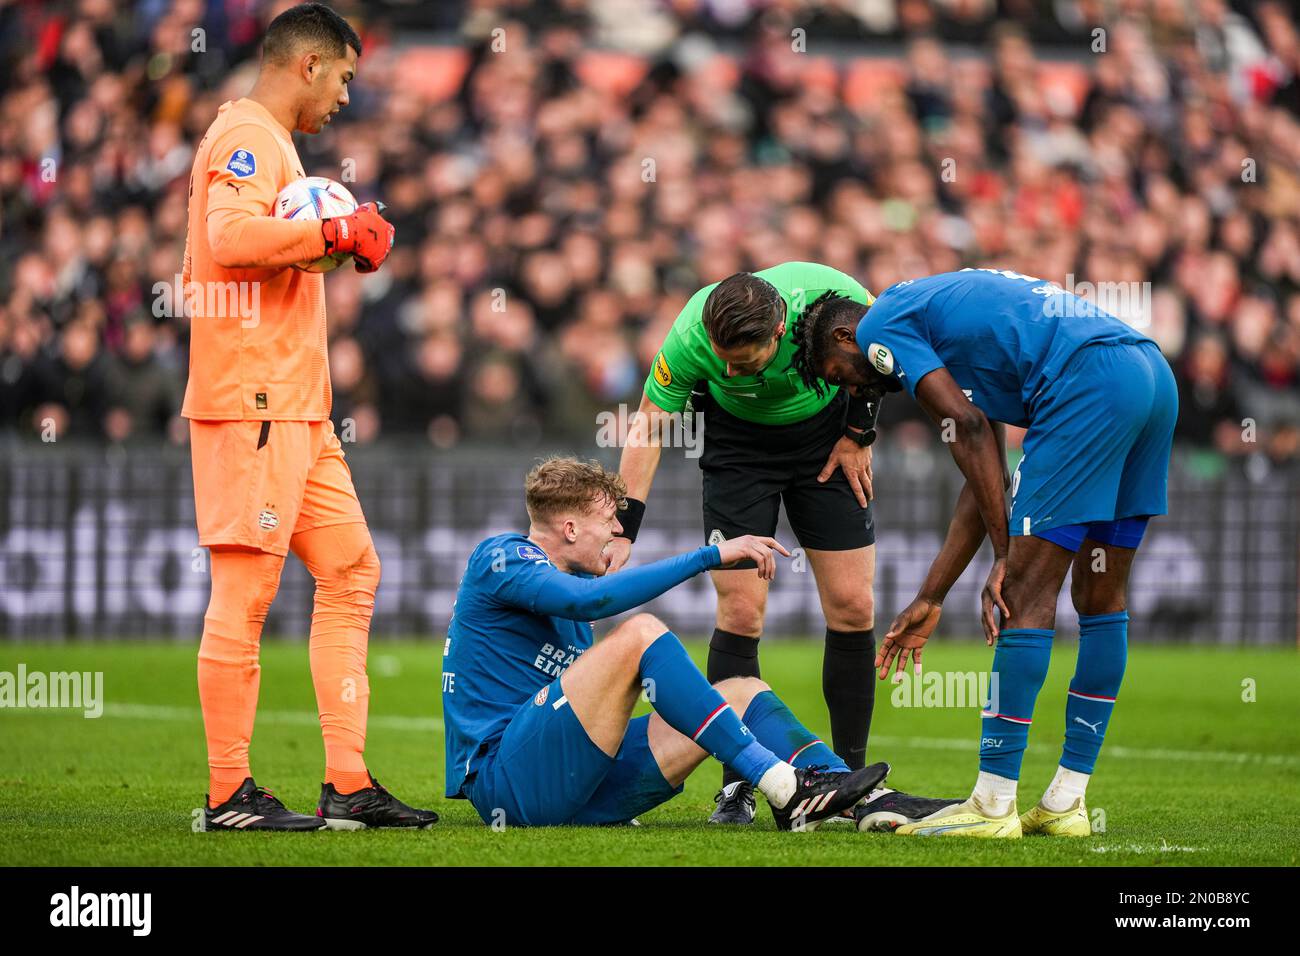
[226,148,256,178]
[654,353,672,387]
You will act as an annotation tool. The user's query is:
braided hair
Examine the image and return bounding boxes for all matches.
[788,291,868,398]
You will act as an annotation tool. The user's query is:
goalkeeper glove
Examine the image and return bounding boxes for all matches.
[321,202,395,273]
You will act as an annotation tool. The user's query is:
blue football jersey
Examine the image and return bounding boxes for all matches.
[442,533,595,799]
[855,269,1153,426]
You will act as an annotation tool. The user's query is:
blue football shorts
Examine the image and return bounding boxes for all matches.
[1010,340,1178,552]
[466,676,682,827]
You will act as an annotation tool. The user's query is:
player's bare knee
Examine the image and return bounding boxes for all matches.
[1014,601,1058,630]
[1070,564,1125,616]
[1073,587,1127,617]
[713,676,769,714]
[825,592,874,631]
[613,613,668,661]
[1071,577,1102,615]
[716,600,765,637]
[1070,569,1088,610]
[626,612,667,642]
[1004,579,1057,629]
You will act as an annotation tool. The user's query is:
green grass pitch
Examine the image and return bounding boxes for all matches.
[1,640,1296,866]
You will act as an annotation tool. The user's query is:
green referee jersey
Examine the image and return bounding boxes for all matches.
[644,261,874,425]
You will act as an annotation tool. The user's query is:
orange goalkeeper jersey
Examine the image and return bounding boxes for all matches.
[181,98,332,421]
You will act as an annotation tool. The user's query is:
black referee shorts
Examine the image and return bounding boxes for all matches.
[697,388,875,566]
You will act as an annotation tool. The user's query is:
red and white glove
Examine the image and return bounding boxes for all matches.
[321,201,395,273]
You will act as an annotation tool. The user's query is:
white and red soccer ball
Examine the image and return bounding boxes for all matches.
[273,176,358,273]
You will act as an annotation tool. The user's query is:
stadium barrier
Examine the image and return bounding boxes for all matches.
[0,443,1294,644]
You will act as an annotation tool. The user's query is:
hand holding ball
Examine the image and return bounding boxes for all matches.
[273,177,395,274]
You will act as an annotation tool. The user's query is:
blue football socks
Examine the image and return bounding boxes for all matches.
[979,628,1053,780]
[742,690,850,771]
[638,630,779,786]
[1061,611,1128,774]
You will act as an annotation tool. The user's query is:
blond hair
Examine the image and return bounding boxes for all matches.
[524,456,627,525]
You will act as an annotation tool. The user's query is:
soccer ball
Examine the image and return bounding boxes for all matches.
[273,176,358,273]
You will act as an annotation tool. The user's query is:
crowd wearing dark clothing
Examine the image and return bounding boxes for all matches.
[1,0,1297,464]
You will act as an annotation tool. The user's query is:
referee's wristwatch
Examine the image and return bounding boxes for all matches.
[843,424,876,447]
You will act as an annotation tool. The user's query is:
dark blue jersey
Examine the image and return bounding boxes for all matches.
[856,269,1153,426]
[442,533,721,798]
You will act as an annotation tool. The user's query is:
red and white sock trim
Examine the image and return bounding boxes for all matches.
[1067,689,1116,703]
[788,739,823,763]
[692,703,729,741]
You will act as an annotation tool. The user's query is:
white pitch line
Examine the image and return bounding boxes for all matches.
[94,704,1300,769]
[104,702,441,733]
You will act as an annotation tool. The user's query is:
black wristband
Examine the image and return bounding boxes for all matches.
[845,388,884,431]
[617,497,646,542]
[843,424,877,447]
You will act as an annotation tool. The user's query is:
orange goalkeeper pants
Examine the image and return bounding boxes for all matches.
[196,522,379,806]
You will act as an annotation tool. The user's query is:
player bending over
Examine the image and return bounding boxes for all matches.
[441,456,918,830]
[613,263,887,826]
[184,4,431,831]
[793,268,1177,838]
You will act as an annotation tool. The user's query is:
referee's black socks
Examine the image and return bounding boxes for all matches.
[708,628,761,788]
[823,627,876,771]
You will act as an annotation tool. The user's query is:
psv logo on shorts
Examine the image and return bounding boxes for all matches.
[534,686,549,707]
[258,510,280,531]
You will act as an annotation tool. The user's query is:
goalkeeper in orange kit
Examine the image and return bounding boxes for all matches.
[182,3,435,831]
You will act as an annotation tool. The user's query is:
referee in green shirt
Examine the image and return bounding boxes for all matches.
[610,262,887,825]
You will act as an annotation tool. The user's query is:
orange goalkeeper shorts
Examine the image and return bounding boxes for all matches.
[189,419,366,556]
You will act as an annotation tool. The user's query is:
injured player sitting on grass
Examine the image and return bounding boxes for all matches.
[440,455,957,830]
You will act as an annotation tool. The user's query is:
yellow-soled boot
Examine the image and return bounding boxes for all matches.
[1020,798,1091,837]
[895,797,1022,838]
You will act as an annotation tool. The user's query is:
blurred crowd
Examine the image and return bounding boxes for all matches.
[1,0,1299,465]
